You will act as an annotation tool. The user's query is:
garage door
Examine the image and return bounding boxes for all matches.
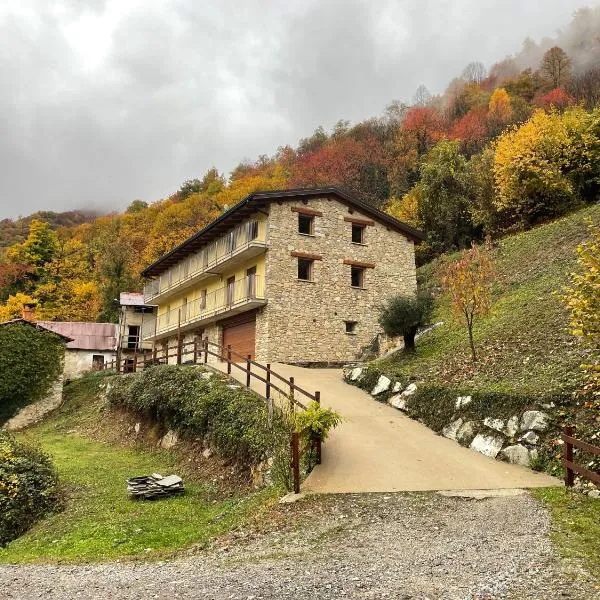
[221,313,256,361]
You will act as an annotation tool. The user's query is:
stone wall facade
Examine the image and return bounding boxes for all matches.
[257,196,417,363]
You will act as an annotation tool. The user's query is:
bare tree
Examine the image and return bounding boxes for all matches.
[412,84,431,106]
[570,66,600,109]
[540,46,572,88]
[461,61,487,84]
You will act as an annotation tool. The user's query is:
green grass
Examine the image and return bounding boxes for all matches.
[381,204,600,396]
[0,375,277,564]
[533,488,600,582]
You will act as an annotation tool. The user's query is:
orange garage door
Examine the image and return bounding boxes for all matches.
[221,314,256,361]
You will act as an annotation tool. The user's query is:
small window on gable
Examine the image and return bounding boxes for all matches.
[351,223,365,244]
[297,258,313,281]
[345,321,358,334]
[298,214,314,235]
[351,266,365,288]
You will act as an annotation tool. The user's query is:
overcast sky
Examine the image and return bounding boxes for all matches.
[0,1,595,219]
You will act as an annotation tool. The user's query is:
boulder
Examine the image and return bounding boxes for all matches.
[505,416,519,437]
[470,434,504,458]
[159,430,178,449]
[202,447,213,459]
[520,431,540,445]
[134,422,141,434]
[588,489,600,499]
[455,395,472,410]
[402,383,418,396]
[520,411,549,432]
[501,444,534,467]
[442,418,464,441]
[389,394,408,411]
[371,375,392,396]
[483,417,505,434]
[350,367,364,381]
[392,381,403,393]
[456,421,476,444]
[200,371,214,380]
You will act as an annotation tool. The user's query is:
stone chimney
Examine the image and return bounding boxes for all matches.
[22,303,37,322]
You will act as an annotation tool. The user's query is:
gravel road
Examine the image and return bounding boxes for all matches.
[0,491,597,600]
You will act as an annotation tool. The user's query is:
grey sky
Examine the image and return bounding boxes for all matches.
[0,1,595,218]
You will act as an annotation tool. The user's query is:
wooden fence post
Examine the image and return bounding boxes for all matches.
[246,355,251,387]
[266,363,272,426]
[291,431,300,494]
[227,345,232,374]
[176,309,182,364]
[193,338,198,364]
[289,377,295,412]
[315,390,322,465]
[564,424,575,487]
[203,338,208,364]
[152,342,157,365]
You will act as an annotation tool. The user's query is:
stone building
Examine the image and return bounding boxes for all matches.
[141,187,423,364]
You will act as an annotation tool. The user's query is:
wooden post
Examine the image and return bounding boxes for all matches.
[227,345,232,374]
[564,424,575,487]
[203,338,208,364]
[266,363,273,426]
[116,347,121,373]
[315,390,322,465]
[291,431,300,494]
[246,355,251,387]
[193,338,198,364]
[289,377,295,412]
[152,342,157,365]
[133,348,137,372]
[176,309,182,365]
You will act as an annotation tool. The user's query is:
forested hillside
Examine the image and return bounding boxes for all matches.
[1,7,600,324]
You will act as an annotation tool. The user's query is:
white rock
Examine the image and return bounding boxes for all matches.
[505,416,519,437]
[455,395,472,410]
[442,418,464,441]
[202,448,213,459]
[520,430,540,445]
[350,367,363,381]
[389,394,408,411]
[392,381,403,393]
[501,444,533,467]
[588,489,600,499]
[483,417,505,434]
[456,421,476,444]
[402,383,418,396]
[371,375,392,396]
[520,411,550,432]
[227,384,241,389]
[470,434,504,458]
[134,422,141,434]
[158,430,178,449]
[201,372,214,380]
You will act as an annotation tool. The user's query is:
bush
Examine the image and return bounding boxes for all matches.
[106,366,291,467]
[0,323,65,426]
[0,431,60,546]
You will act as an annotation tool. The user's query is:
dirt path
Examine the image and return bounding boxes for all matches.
[1,492,597,599]
[219,363,559,493]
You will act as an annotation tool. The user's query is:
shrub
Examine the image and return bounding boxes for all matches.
[294,401,342,441]
[0,323,65,426]
[106,366,291,467]
[378,291,434,353]
[0,431,60,546]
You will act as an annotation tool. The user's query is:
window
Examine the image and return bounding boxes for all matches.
[297,258,313,281]
[351,223,365,244]
[127,325,140,349]
[345,321,358,334]
[248,220,259,240]
[226,276,236,305]
[92,355,105,370]
[351,266,365,288]
[298,214,314,235]
[200,289,207,310]
[246,266,257,297]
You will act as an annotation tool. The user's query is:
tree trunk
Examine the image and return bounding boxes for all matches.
[403,327,418,353]
[467,321,477,362]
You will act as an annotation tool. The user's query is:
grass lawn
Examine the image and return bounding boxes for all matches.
[0,424,276,564]
[533,488,600,583]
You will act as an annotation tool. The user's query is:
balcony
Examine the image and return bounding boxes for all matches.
[142,275,266,340]
[143,219,267,303]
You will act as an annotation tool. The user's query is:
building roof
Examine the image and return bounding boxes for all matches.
[141,187,425,278]
[0,318,73,342]
[119,292,152,307]
[36,321,117,351]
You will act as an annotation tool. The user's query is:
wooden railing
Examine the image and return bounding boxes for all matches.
[103,337,321,493]
[562,425,600,487]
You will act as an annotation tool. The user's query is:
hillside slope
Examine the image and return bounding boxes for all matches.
[380,204,600,397]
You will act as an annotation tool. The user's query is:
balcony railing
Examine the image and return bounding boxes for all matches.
[143,219,267,302]
[142,274,265,339]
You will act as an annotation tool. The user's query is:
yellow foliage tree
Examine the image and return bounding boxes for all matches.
[0,293,36,322]
[488,88,512,122]
[563,222,600,397]
[385,186,422,229]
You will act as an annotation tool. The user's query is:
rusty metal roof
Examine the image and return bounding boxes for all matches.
[36,321,117,351]
[0,318,73,342]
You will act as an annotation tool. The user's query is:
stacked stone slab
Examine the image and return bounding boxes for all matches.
[127,474,184,500]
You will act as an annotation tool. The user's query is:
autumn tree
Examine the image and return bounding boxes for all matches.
[540,47,571,89]
[413,84,431,106]
[563,222,600,397]
[536,87,575,111]
[449,108,488,155]
[462,61,487,85]
[441,243,496,362]
[0,292,36,322]
[6,219,58,278]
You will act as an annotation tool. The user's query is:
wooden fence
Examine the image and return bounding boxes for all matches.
[104,338,321,494]
[562,425,600,487]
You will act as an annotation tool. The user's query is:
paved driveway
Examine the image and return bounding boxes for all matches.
[217,363,560,492]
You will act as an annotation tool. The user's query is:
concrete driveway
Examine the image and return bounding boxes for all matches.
[219,362,560,493]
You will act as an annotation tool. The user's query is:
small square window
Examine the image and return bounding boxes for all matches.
[298,258,313,281]
[298,214,314,235]
[351,223,365,244]
[345,321,358,334]
[351,266,365,288]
